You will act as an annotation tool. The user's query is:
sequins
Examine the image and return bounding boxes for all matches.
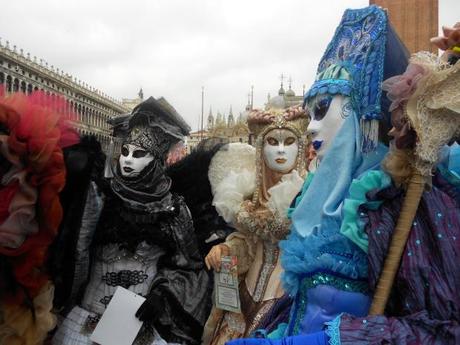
[407,251,412,257]
[437,233,443,239]
[376,230,381,235]
[253,242,279,302]
[362,319,367,324]
[415,240,421,245]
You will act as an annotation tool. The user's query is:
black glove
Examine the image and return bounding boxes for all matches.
[135,290,165,322]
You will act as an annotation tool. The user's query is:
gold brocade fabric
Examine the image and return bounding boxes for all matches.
[0,282,56,345]
[205,282,279,345]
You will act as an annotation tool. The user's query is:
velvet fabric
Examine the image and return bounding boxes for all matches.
[226,331,328,345]
[334,171,460,344]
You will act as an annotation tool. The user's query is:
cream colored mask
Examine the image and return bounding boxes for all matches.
[119,143,154,177]
[263,128,299,173]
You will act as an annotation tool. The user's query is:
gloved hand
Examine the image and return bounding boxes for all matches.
[135,290,165,322]
[225,331,327,345]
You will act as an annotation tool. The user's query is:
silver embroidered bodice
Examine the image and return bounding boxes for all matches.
[81,241,164,315]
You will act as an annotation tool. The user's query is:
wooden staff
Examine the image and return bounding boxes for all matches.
[369,170,426,315]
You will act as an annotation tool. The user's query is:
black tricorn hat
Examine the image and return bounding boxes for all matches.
[108,113,132,139]
[129,96,191,140]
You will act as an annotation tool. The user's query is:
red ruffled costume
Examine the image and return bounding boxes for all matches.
[0,90,78,345]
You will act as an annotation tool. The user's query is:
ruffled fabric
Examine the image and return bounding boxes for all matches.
[0,136,38,248]
[430,22,460,51]
[0,282,56,345]
[382,63,428,112]
[340,170,392,253]
[212,170,255,224]
[266,170,304,218]
[208,143,256,197]
[280,228,369,296]
[381,63,427,150]
[0,91,79,302]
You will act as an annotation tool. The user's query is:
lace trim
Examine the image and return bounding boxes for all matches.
[325,314,343,345]
[253,242,279,302]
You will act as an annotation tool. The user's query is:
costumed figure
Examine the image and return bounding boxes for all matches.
[52,97,211,345]
[227,5,409,345]
[203,105,309,345]
[0,91,79,345]
[314,23,460,345]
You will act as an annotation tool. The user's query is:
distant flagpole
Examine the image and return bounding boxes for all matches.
[200,86,204,141]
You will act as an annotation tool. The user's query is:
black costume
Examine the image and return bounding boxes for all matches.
[52,97,212,345]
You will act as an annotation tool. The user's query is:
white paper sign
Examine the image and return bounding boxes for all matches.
[90,286,146,345]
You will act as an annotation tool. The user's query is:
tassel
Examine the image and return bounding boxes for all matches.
[361,118,379,153]
[104,137,115,178]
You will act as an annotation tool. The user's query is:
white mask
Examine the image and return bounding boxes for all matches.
[306,94,351,161]
[263,128,298,173]
[119,143,154,177]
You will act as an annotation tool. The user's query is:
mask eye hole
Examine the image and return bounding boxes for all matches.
[313,95,333,121]
[285,137,296,146]
[133,150,148,158]
[121,146,129,156]
[266,137,279,146]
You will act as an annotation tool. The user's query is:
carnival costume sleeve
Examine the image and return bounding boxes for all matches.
[136,195,212,344]
[48,135,106,313]
[166,139,235,258]
[326,170,460,345]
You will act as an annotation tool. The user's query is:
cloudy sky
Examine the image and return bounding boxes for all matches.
[1,0,458,130]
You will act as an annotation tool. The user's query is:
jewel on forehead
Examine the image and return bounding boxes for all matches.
[273,116,287,129]
[131,127,142,139]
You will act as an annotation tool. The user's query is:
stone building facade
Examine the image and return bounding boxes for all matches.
[0,39,130,151]
[370,0,438,54]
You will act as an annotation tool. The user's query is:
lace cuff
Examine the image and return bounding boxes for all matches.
[325,313,343,345]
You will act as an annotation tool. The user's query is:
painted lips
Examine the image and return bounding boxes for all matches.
[275,158,287,164]
[312,140,323,150]
[123,167,134,173]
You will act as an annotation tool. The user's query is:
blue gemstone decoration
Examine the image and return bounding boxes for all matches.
[437,233,443,239]
[413,221,417,226]
[407,251,412,257]
[362,319,367,324]
[437,212,443,218]
[415,240,421,245]
[376,230,381,235]
[304,6,388,122]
